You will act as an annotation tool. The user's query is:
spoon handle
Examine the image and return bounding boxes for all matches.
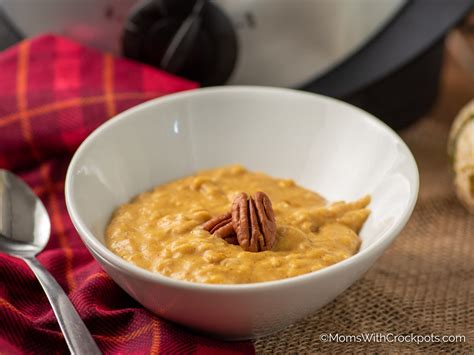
[23,256,101,354]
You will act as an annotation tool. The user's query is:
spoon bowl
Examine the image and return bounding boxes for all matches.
[0,170,50,256]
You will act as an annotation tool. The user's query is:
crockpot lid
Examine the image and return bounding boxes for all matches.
[302,0,473,98]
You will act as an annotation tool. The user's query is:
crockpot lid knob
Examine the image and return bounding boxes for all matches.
[159,0,205,74]
[122,0,237,86]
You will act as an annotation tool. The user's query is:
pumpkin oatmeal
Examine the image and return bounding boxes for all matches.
[105,165,370,284]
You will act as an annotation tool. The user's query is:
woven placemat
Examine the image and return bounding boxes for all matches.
[254,80,474,354]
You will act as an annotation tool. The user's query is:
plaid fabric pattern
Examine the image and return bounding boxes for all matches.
[0,35,253,354]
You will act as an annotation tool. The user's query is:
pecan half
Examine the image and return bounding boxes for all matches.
[202,212,238,245]
[231,192,277,252]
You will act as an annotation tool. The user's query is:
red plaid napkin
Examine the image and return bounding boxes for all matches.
[0,34,254,354]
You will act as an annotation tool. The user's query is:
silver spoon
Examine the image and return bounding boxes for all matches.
[0,170,100,354]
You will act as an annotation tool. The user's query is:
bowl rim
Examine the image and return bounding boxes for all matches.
[65,85,419,292]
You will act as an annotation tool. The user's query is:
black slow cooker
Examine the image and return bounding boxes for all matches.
[0,0,472,129]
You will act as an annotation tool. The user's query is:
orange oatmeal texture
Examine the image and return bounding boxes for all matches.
[106,165,370,284]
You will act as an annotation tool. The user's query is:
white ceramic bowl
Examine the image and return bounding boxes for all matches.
[65,86,418,340]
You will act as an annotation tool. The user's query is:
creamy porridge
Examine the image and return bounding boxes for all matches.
[106,165,370,284]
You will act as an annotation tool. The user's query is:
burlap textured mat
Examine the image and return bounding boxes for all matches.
[254,42,474,353]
